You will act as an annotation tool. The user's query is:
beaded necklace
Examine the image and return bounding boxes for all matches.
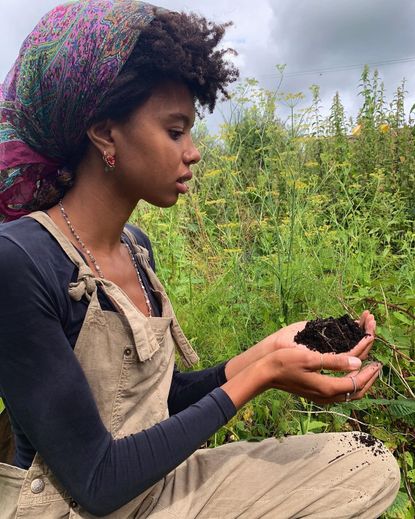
[59,200,152,317]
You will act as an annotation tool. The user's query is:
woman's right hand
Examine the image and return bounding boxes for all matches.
[222,310,379,409]
[222,346,381,409]
[258,347,381,405]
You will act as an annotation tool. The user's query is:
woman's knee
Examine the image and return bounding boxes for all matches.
[340,432,400,503]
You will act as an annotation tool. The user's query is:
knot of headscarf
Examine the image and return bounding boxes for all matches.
[68,264,98,302]
[0,0,159,222]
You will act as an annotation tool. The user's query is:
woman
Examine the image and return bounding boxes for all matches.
[0,1,400,518]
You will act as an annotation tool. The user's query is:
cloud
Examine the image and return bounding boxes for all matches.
[263,0,415,121]
[1,0,414,131]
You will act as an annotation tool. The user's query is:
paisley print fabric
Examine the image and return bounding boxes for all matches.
[0,0,159,221]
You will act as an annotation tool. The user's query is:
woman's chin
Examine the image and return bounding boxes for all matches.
[146,194,180,209]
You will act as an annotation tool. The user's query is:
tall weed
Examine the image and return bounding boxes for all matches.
[132,68,414,517]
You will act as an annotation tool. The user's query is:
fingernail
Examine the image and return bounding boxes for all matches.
[348,357,362,369]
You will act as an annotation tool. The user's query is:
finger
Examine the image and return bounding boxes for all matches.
[311,363,381,404]
[363,315,376,337]
[350,365,381,400]
[368,315,376,334]
[348,314,377,358]
[357,311,376,335]
[334,362,381,396]
[347,333,375,360]
[358,310,370,328]
[316,351,362,372]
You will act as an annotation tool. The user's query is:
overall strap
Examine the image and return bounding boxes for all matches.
[25,212,162,361]
[123,227,199,368]
[26,211,91,271]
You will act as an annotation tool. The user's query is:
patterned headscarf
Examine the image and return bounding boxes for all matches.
[0,0,160,222]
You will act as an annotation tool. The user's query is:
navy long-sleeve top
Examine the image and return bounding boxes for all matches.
[0,216,236,516]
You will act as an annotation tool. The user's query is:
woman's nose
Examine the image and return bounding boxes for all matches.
[184,139,201,165]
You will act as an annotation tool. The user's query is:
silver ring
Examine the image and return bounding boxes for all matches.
[350,375,357,395]
[345,392,351,402]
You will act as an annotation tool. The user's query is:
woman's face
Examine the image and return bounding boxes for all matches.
[110,80,201,208]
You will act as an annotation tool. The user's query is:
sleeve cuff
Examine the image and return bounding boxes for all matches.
[209,387,237,421]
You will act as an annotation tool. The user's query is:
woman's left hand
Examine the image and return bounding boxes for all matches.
[268,310,376,360]
[225,311,376,381]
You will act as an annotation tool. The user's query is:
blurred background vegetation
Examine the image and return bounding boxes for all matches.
[132,66,415,518]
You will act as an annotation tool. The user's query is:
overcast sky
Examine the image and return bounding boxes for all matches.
[1,0,414,133]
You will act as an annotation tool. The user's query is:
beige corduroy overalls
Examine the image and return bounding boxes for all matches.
[0,212,401,519]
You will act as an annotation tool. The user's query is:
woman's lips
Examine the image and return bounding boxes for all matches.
[176,172,192,194]
[176,179,189,194]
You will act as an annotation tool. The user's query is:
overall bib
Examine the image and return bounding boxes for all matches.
[0,211,198,518]
[0,213,401,519]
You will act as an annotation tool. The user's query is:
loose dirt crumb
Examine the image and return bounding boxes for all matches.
[351,432,387,457]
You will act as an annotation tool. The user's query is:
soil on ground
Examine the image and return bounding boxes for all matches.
[294,314,368,353]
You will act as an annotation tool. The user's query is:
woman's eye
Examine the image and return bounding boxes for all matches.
[169,129,184,141]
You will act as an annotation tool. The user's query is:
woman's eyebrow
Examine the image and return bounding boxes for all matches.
[166,112,193,127]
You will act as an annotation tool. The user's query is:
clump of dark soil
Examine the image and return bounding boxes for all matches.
[294,314,368,353]
[351,432,386,456]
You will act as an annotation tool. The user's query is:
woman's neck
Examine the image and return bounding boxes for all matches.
[47,160,139,255]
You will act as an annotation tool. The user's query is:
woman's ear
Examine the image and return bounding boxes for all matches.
[86,119,116,156]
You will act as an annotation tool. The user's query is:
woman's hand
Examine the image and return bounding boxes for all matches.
[345,309,376,360]
[258,347,381,405]
[224,310,377,379]
[222,345,381,409]
[265,320,308,350]
[222,311,379,409]
[270,310,376,354]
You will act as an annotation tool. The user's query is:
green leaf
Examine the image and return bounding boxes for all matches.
[403,295,415,306]
[307,420,327,432]
[403,451,413,469]
[332,398,415,418]
[407,469,415,483]
[385,490,414,519]
[388,400,415,418]
[392,311,414,325]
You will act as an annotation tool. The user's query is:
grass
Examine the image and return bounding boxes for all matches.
[131,69,415,518]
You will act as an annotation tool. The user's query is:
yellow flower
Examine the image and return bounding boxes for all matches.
[286,179,307,189]
[205,199,226,206]
[294,180,307,190]
[318,224,331,232]
[379,123,389,133]
[217,222,239,229]
[304,161,318,168]
[205,169,222,178]
[352,124,362,136]
[242,406,254,423]
[258,218,270,227]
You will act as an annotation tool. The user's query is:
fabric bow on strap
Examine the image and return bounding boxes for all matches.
[68,264,97,302]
